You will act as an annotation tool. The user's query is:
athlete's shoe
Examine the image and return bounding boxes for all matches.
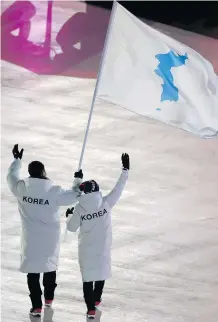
[29,308,42,317]
[45,300,53,307]
[87,310,96,319]
[95,299,102,307]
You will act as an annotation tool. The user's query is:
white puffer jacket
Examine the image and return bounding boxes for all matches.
[67,170,128,282]
[7,159,81,273]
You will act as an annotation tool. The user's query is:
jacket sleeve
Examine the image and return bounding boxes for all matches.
[66,204,81,232]
[7,159,22,196]
[56,178,82,206]
[103,170,128,209]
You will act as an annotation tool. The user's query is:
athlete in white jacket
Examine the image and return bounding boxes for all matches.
[66,153,130,319]
[7,144,83,317]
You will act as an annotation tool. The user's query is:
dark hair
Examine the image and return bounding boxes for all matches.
[28,161,46,179]
[79,180,99,194]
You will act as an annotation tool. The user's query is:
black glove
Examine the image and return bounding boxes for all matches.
[12,144,24,160]
[74,169,83,179]
[66,207,74,218]
[121,153,130,170]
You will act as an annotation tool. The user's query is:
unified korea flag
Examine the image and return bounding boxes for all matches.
[97,2,218,138]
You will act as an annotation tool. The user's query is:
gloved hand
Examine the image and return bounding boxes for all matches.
[74,169,83,179]
[12,144,24,160]
[121,153,130,170]
[66,207,74,218]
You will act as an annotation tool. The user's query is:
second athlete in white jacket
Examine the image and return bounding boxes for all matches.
[66,153,130,319]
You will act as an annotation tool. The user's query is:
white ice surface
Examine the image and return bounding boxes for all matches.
[1,59,218,322]
[1,2,218,321]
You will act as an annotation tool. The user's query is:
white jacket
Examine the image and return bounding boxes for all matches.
[7,159,81,273]
[67,170,128,282]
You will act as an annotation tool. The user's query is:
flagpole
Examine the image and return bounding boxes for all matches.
[77,1,118,170]
[44,0,53,58]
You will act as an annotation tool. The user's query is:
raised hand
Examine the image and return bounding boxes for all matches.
[121,153,130,170]
[12,144,24,160]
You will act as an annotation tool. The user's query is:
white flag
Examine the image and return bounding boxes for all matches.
[97,2,218,138]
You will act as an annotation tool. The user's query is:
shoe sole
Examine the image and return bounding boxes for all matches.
[30,313,41,317]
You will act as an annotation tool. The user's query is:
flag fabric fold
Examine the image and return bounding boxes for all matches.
[97,2,218,138]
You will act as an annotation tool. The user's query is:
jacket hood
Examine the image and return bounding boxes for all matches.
[78,191,103,212]
[25,177,53,193]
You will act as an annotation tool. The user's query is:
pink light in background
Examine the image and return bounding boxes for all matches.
[1,1,218,78]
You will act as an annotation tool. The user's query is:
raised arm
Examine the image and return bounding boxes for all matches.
[104,170,128,208]
[103,153,130,209]
[7,144,24,196]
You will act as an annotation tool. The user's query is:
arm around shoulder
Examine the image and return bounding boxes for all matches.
[56,187,80,206]
[56,170,83,206]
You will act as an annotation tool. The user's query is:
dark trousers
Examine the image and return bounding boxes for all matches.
[83,281,105,311]
[27,271,57,309]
